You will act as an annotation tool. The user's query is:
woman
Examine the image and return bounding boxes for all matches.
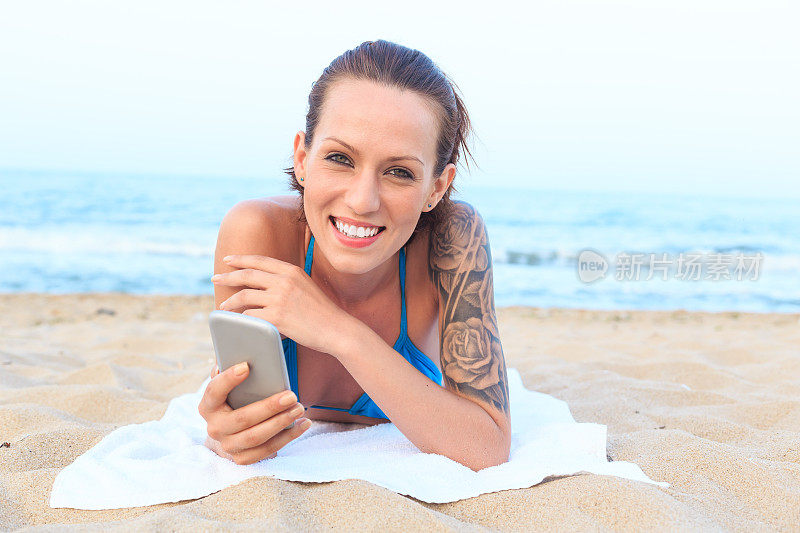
[198,40,511,472]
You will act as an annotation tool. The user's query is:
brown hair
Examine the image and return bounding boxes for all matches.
[283,39,477,245]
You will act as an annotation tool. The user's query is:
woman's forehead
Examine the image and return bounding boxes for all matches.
[316,79,439,161]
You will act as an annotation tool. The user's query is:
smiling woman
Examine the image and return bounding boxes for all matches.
[202,39,511,471]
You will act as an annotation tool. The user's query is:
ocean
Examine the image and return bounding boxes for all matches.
[2,168,798,313]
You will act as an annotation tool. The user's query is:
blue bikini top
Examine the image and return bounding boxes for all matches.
[281,234,443,420]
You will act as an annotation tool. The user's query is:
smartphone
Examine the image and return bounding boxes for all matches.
[208,310,295,429]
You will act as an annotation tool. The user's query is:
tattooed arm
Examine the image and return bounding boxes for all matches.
[429,200,511,454]
[331,200,511,471]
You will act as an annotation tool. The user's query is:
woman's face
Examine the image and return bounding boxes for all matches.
[293,78,455,274]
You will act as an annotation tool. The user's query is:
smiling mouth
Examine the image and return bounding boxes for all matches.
[329,216,386,235]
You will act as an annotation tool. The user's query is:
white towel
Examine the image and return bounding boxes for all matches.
[49,367,669,509]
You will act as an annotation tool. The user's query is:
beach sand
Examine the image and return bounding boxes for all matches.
[1,293,799,530]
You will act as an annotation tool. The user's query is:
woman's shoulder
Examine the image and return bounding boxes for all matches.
[217,195,304,265]
[424,199,488,281]
[408,199,483,264]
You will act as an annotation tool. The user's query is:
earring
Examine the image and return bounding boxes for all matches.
[428,203,432,208]
[299,177,304,181]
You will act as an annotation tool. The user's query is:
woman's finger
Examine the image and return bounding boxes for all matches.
[212,268,280,290]
[226,401,306,452]
[230,418,312,465]
[219,288,271,312]
[223,255,298,276]
[220,390,300,435]
[198,362,250,416]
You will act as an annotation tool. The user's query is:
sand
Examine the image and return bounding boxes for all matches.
[1,293,799,531]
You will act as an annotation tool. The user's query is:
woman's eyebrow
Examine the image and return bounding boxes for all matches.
[323,136,424,167]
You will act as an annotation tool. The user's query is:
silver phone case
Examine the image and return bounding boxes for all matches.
[208,310,295,429]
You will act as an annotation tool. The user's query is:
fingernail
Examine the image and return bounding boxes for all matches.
[211,274,221,281]
[299,418,312,430]
[234,362,248,375]
[223,256,233,262]
[279,391,297,406]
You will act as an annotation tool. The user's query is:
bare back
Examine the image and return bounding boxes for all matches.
[213,196,441,425]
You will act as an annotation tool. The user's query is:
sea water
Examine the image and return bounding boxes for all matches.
[2,168,798,312]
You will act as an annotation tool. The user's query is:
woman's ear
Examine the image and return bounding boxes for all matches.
[292,131,308,182]
[427,163,456,208]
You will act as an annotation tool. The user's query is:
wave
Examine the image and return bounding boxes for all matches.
[0,227,212,258]
[3,226,799,275]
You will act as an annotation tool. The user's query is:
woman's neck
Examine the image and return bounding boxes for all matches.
[306,228,400,312]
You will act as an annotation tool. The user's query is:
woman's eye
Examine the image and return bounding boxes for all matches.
[326,153,351,165]
[389,168,414,180]
[326,154,413,180]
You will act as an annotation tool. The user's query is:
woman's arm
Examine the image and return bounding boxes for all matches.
[331,201,511,471]
[213,200,277,310]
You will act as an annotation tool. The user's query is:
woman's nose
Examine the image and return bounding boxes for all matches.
[344,170,381,213]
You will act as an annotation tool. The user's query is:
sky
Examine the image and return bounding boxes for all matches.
[1,0,798,198]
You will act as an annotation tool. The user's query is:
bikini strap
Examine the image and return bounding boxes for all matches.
[399,247,407,337]
[304,234,315,275]
[306,234,407,337]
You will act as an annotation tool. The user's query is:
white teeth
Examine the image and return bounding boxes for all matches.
[334,218,380,238]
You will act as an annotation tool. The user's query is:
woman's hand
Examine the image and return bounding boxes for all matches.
[212,254,353,355]
[199,361,311,465]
